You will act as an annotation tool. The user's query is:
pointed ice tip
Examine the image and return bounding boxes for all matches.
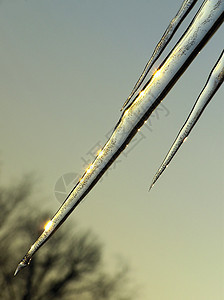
[14,261,27,276]
[148,183,154,192]
[121,95,132,111]
[120,104,126,112]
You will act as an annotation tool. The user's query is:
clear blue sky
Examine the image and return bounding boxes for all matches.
[0,1,223,299]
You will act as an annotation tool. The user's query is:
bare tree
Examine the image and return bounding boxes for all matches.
[0,176,134,300]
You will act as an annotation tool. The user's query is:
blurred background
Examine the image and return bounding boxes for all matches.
[0,0,223,299]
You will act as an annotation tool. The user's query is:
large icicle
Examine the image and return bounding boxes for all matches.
[121,0,198,111]
[150,49,224,190]
[14,0,224,276]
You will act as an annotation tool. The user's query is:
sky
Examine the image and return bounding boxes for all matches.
[0,0,223,299]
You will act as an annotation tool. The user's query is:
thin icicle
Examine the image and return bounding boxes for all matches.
[121,0,198,111]
[150,49,224,191]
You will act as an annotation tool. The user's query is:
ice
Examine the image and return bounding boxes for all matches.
[150,50,224,190]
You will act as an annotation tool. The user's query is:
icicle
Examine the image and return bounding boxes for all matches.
[121,0,198,111]
[14,0,224,275]
[150,49,224,190]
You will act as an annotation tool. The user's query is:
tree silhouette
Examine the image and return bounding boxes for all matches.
[0,176,134,300]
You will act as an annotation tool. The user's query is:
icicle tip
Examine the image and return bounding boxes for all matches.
[14,255,31,276]
[14,261,28,276]
[148,183,154,192]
